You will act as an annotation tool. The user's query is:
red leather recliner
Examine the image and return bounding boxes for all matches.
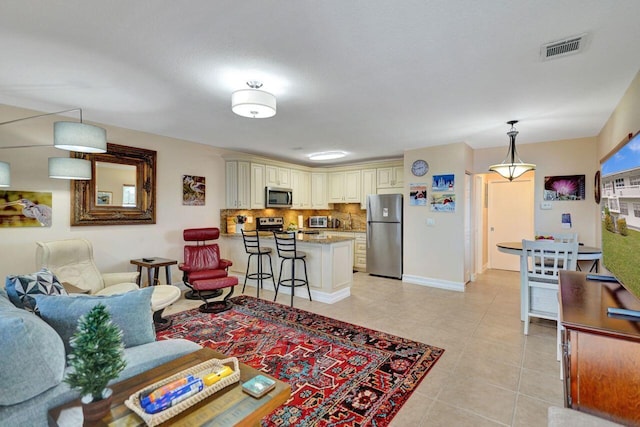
[179,228,233,300]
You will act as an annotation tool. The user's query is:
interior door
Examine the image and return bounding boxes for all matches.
[488,177,534,271]
[464,173,471,282]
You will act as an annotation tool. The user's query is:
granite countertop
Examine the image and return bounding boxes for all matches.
[221,232,356,244]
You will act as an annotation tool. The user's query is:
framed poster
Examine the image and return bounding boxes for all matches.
[430,193,455,212]
[409,183,427,206]
[432,174,455,192]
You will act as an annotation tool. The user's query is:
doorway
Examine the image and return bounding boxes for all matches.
[487,176,534,271]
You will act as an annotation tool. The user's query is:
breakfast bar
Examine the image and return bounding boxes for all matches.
[221,232,354,304]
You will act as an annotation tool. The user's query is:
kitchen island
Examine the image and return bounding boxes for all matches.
[221,232,354,304]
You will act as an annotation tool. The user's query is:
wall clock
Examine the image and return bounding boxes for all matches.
[411,159,429,176]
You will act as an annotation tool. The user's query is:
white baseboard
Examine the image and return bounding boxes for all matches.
[402,274,466,292]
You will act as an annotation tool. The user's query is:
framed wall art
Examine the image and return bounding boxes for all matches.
[0,190,52,227]
[543,175,586,201]
[409,183,427,206]
[183,175,205,206]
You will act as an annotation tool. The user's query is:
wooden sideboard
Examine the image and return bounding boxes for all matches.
[559,271,640,425]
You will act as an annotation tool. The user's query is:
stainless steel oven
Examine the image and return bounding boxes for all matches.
[265,187,293,208]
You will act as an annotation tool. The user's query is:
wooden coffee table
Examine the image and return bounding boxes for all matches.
[48,348,291,426]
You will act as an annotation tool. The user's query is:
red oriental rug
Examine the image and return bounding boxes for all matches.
[157,295,444,426]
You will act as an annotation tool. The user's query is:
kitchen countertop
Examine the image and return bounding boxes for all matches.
[221,232,356,244]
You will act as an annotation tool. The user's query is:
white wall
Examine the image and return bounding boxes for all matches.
[0,105,227,284]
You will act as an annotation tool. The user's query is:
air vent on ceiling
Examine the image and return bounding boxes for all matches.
[540,34,587,60]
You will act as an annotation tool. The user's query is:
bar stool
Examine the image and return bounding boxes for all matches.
[273,231,312,307]
[241,230,275,298]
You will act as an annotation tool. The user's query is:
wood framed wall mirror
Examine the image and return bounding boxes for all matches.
[71,143,156,225]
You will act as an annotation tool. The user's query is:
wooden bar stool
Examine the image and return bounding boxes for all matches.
[241,230,275,298]
[273,231,312,307]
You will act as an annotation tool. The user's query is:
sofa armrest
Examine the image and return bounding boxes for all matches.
[220,259,233,269]
[102,272,140,287]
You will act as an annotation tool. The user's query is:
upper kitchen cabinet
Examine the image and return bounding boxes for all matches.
[291,169,311,209]
[250,163,266,209]
[265,165,291,188]
[328,170,361,203]
[311,172,329,209]
[361,168,376,209]
[226,161,251,209]
[377,166,404,190]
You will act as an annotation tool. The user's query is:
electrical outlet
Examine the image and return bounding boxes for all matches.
[426,218,435,226]
[540,202,552,210]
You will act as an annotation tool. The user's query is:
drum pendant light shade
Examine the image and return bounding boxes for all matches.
[54,121,107,153]
[0,161,10,187]
[232,89,277,118]
[48,157,92,180]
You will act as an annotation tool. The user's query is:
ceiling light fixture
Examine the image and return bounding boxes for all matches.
[489,120,536,181]
[0,108,107,185]
[231,81,276,118]
[308,151,347,161]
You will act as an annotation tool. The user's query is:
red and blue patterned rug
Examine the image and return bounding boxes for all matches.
[157,295,444,426]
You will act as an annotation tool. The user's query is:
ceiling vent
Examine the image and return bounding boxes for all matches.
[540,34,587,60]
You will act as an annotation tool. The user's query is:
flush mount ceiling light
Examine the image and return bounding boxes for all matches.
[489,120,536,181]
[308,151,347,161]
[231,81,276,118]
[0,108,107,186]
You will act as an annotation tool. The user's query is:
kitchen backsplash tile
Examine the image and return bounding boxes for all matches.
[221,204,366,233]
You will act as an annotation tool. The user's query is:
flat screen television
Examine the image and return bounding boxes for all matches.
[600,131,640,312]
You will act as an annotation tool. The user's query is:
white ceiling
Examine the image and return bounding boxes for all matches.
[1,0,640,166]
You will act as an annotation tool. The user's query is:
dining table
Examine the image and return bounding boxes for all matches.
[496,241,603,321]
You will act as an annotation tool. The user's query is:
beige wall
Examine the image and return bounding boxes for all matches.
[597,70,640,162]
[475,136,600,246]
[403,142,470,288]
[0,105,227,283]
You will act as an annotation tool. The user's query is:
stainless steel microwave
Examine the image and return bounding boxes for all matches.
[265,187,293,208]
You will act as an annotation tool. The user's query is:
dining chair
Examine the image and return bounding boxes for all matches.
[521,239,579,365]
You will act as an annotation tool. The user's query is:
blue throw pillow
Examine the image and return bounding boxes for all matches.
[0,298,66,405]
[5,268,67,311]
[34,287,155,355]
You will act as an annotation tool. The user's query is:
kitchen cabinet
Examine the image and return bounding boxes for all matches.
[324,231,366,271]
[265,165,291,188]
[225,161,251,209]
[250,163,265,208]
[377,166,404,189]
[291,169,311,209]
[353,233,367,271]
[361,168,377,209]
[311,173,329,209]
[328,170,361,203]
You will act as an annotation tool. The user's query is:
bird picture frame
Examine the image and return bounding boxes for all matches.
[0,190,52,227]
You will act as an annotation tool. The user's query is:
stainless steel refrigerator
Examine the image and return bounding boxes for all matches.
[366,194,403,279]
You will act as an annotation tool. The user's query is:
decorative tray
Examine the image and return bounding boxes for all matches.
[124,356,240,427]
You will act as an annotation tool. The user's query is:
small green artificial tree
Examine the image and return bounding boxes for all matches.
[64,304,127,402]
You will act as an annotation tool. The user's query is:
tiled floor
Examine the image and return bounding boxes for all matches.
[165,268,562,426]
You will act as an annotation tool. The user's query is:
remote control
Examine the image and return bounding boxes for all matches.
[142,258,154,262]
[607,307,640,319]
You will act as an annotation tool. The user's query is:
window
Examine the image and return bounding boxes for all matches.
[634,203,640,217]
[609,199,619,211]
[630,175,640,186]
[604,181,613,191]
[122,185,136,207]
[615,178,625,188]
[620,201,629,215]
